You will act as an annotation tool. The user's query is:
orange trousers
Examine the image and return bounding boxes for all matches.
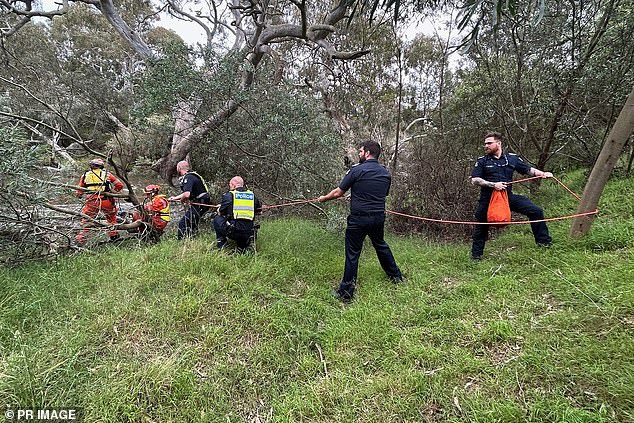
[76,197,118,243]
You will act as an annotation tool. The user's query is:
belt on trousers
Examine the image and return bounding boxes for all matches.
[350,211,385,217]
[87,194,111,200]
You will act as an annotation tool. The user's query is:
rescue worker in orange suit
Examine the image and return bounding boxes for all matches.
[213,176,262,253]
[75,158,124,245]
[132,184,171,238]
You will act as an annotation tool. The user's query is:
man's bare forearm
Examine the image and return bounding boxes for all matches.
[318,187,345,202]
[528,168,553,178]
[471,177,495,188]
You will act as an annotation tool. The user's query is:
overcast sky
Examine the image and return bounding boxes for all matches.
[36,0,453,46]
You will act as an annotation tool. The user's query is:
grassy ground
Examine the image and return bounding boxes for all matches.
[1,172,633,422]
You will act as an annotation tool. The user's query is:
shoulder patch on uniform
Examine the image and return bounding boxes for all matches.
[345,163,360,174]
[182,178,188,184]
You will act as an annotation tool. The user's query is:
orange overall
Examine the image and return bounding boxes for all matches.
[133,194,170,233]
[75,169,123,244]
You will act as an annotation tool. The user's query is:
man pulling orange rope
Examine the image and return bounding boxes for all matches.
[469,131,553,261]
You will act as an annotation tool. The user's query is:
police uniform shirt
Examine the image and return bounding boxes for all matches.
[339,159,391,215]
[219,187,262,232]
[471,152,532,201]
[180,172,208,200]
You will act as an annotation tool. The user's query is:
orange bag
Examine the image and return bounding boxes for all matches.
[487,190,511,225]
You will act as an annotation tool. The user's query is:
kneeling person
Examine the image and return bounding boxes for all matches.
[214,176,262,252]
[132,184,170,238]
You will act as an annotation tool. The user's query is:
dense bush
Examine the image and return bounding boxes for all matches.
[0,127,68,266]
[191,80,345,204]
[389,129,477,239]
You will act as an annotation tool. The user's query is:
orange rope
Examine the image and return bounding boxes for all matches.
[167,199,219,209]
[385,209,598,225]
[551,176,582,201]
[386,176,597,225]
[164,176,595,226]
[506,175,582,200]
[189,202,219,208]
[505,175,544,184]
[261,199,319,210]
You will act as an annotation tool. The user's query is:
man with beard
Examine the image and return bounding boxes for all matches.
[470,131,553,260]
[318,141,403,303]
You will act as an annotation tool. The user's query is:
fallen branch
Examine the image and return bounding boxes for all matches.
[41,203,147,231]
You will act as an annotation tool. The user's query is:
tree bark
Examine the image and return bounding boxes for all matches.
[96,0,154,59]
[570,85,634,237]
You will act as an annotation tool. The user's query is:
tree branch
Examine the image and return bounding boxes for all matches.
[95,0,154,59]
[0,0,69,37]
[167,0,214,49]
[0,74,84,141]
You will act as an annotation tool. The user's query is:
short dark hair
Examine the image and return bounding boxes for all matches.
[360,140,381,158]
[484,131,503,142]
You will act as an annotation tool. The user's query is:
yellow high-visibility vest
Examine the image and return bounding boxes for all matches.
[188,171,209,192]
[155,195,171,222]
[83,169,109,192]
[230,190,255,220]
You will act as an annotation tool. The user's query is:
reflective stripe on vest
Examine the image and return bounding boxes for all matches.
[179,171,210,194]
[83,169,109,192]
[155,195,171,222]
[231,190,255,220]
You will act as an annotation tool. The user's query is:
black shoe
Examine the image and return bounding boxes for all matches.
[537,242,552,248]
[331,288,352,304]
[390,275,405,284]
[471,255,482,261]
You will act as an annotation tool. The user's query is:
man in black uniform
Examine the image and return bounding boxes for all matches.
[318,141,403,303]
[213,176,262,253]
[470,131,553,260]
[168,160,211,240]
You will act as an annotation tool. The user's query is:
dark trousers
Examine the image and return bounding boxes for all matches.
[177,204,208,240]
[213,215,252,251]
[339,213,402,300]
[471,193,552,258]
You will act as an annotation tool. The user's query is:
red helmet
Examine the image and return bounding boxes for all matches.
[144,184,161,195]
[89,158,105,168]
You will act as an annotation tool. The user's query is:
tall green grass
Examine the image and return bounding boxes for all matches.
[1,171,632,422]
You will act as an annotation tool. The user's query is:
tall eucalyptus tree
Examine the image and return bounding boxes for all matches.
[1,0,370,181]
